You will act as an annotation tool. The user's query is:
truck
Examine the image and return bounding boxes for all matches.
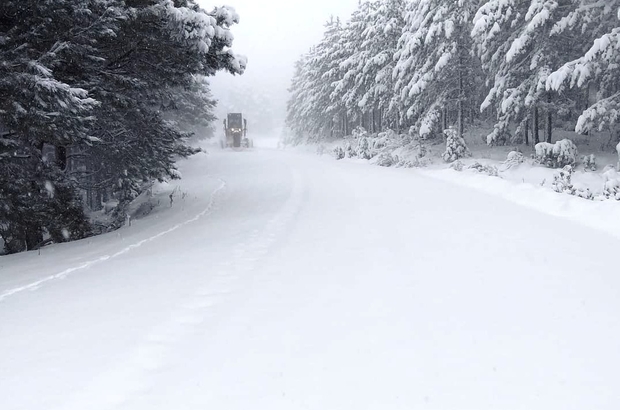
[222,113,252,148]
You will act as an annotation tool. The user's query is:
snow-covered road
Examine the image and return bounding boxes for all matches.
[2,147,620,410]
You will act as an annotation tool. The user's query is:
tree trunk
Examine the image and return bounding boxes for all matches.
[457,38,465,138]
[56,145,67,171]
[524,118,529,146]
[457,101,464,138]
[25,228,44,252]
[584,87,590,136]
[371,109,376,134]
[532,107,539,145]
[546,92,552,143]
[457,80,464,138]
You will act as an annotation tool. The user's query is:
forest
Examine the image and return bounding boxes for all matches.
[286,0,619,148]
[0,0,245,253]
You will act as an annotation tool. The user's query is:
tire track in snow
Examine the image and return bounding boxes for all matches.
[57,169,306,410]
[0,179,227,303]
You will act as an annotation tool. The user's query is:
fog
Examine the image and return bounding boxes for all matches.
[198,1,358,138]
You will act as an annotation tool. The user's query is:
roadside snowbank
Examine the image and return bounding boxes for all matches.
[424,166,620,240]
[281,131,620,239]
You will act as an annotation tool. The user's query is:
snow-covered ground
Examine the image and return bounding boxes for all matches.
[2,145,620,409]
[300,126,620,210]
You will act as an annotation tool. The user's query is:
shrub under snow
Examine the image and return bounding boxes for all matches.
[372,152,394,167]
[551,165,593,199]
[357,136,373,160]
[582,154,596,171]
[603,168,620,200]
[450,159,464,171]
[442,128,471,162]
[534,139,578,168]
[333,146,345,160]
[372,130,395,150]
[467,162,499,177]
[551,165,574,194]
[352,126,368,139]
[345,142,356,158]
[501,151,525,170]
[391,142,429,168]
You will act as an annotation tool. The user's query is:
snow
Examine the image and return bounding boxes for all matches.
[506,34,528,62]
[44,180,55,197]
[3,145,620,409]
[534,139,578,168]
[443,19,454,38]
[423,160,620,239]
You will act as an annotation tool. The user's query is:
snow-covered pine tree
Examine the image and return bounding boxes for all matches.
[0,0,102,151]
[472,0,529,145]
[162,76,218,141]
[72,1,246,217]
[0,156,92,253]
[286,55,312,143]
[321,18,352,138]
[0,0,113,252]
[286,18,345,141]
[331,1,377,132]
[442,127,471,162]
[393,0,481,140]
[358,0,406,132]
[472,0,582,145]
[546,1,620,136]
[288,3,405,140]
[0,0,245,252]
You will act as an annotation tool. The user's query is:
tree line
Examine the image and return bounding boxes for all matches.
[286,0,620,147]
[0,0,245,253]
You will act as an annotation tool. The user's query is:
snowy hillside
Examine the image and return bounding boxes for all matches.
[2,146,620,410]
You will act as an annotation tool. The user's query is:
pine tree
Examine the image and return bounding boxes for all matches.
[0,0,109,252]
[161,76,218,140]
[286,55,312,143]
[0,0,102,150]
[331,0,406,133]
[58,1,245,216]
[318,18,349,138]
[286,18,345,141]
[331,1,377,131]
[472,0,582,145]
[361,0,406,131]
[0,0,245,253]
[0,151,91,253]
[394,0,481,139]
[546,1,620,136]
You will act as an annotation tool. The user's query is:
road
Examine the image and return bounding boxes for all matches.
[1,146,620,409]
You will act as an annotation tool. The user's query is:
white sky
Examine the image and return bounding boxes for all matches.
[198,0,359,127]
